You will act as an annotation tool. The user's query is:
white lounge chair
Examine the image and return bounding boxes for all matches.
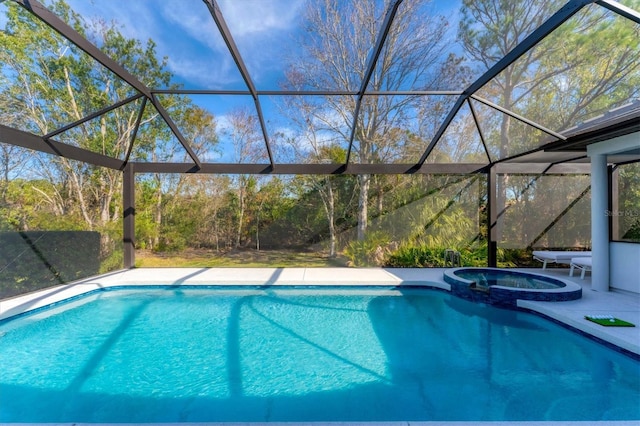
[570,257,592,279]
[532,250,592,269]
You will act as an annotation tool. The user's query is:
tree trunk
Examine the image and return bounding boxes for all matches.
[98,179,113,257]
[495,116,510,246]
[153,174,162,249]
[318,177,338,258]
[376,177,384,214]
[495,80,513,246]
[357,174,370,241]
[236,177,245,248]
[327,183,337,258]
[65,161,93,230]
[1,149,9,204]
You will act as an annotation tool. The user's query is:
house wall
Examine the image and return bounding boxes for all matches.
[588,132,639,293]
[610,242,640,294]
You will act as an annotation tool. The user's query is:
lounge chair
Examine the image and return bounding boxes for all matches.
[532,250,592,269]
[570,257,592,279]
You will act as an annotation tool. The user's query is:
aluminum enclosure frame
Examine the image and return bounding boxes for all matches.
[1,0,638,269]
[8,0,638,174]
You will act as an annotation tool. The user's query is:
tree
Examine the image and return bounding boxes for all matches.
[280,92,356,257]
[459,0,640,245]
[250,177,290,251]
[0,95,32,206]
[0,142,29,206]
[223,108,264,247]
[147,102,219,250]
[284,0,456,240]
[306,145,352,257]
[0,1,171,249]
[0,0,219,259]
[616,162,640,242]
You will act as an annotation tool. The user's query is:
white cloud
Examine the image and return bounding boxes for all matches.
[166,53,238,88]
[64,0,247,88]
[215,0,306,85]
[67,0,157,44]
[214,113,233,132]
[158,0,227,53]
[217,0,304,36]
[62,0,305,88]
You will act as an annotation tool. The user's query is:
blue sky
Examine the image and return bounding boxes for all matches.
[61,0,312,161]
[61,0,464,90]
[1,0,465,162]
[65,0,307,91]
[57,0,462,163]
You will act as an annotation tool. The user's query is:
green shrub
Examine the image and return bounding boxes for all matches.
[459,244,487,266]
[344,231,391,266]
[622,219,640,242]
[100,247,124,273]
[497,248,526,267]
[156,232,188,252]
[386,243,488,267]
[385,244,446,267]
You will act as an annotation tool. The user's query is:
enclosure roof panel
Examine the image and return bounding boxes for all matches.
[0,0,638,172]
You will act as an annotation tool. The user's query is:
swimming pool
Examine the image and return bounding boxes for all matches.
[1,286,638,422]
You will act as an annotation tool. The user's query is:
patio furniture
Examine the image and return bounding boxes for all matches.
[570,256,592,279]
[532,250,592,269]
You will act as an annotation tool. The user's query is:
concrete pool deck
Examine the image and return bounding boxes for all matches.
[1,267,639,426]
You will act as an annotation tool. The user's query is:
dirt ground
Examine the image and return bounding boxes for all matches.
[135,248,349,268]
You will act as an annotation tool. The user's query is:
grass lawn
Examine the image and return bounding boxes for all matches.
[135,248,349,268]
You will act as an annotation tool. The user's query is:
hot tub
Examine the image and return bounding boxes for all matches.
[443,268,582,307]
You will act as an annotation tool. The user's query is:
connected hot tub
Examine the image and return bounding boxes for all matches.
[443,268,582,307]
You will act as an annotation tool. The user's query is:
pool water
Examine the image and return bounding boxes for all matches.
[1,287,639,422]
[453,269,564,289]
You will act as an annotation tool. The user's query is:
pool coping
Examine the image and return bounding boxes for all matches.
[2,422,640,426]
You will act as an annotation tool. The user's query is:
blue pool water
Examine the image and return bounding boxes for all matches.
[0,287,639,422]
[453,268,565,289]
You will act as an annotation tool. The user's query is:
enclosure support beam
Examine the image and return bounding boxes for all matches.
[597,0,640,24]
[131,162,486,175]
[487,166,497,267]
[416,0,593,165]
[123,163,136,269]
[418,96,466,165]
[589,153,609,291]
[470,95,566,141]
[43,93,145,140]
[0,125,124,170]
[464,0,595,95]
[203,0,275,167]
